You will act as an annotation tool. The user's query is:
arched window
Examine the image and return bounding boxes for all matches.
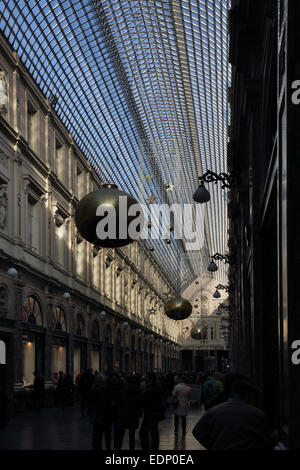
[75,314,85,336]
[22,295,43,326]
[91,320,100,341]
[53,306,67,332]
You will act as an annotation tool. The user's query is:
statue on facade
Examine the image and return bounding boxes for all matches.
[0,71,8,116]
[0,184,7,229]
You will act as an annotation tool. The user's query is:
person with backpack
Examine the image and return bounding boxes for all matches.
[201,374,224,410]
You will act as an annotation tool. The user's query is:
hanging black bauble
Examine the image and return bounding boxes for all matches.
[75,184,144,247]
[193,183,210,203]
[164,297,192,320]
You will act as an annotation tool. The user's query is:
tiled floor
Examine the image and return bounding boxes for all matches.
[0,403,205,451]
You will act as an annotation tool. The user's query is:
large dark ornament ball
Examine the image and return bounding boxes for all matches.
[164,297,192,320]
[190,325,208,340]
[75,184,144,247]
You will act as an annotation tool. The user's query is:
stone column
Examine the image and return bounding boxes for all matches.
[44,296,54,391]
[13,279,25,393]
[86,308,92,370]
[68,304,75,379]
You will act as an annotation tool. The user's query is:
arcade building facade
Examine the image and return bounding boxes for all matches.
[0,33,181,408]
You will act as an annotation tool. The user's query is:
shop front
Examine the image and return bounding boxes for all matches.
[22,296,45,387]
[51,306,68,380]
[73,314,87,380]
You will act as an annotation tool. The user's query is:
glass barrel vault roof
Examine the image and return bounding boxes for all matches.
[0,0,231,291]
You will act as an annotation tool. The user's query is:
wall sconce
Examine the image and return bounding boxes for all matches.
[100,311,106,318]
[63,291,71,300]
[207,253,232,271]
[216,284,234,294]
[123,321,129,327]
[193,170,238,203]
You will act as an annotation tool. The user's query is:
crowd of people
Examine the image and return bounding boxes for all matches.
[0,368,279,450]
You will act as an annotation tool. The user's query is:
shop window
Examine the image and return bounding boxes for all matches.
[51,345,66,376]
[90,350,100,373]
[53,306,67,332]
[22,339,35,386]
[22,295,43,326]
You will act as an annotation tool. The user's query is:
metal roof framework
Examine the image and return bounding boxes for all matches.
[0,0,231,291]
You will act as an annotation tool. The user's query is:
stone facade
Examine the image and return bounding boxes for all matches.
[0,34,180,407]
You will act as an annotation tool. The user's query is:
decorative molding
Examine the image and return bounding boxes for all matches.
[0,149,9,169]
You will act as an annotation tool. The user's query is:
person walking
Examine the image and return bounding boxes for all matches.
[139,372,165,451]
[172,375,192,436]
[32,370,45,412]
[78,369,94,417]
[114,375,142,450]
[105,373,122,450]
[201,374,224,410]
[192,380,274,450]
[89,374,110,451]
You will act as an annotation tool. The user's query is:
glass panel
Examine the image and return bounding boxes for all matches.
[22,338,35,386]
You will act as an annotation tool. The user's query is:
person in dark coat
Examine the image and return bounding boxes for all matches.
[89,374,110,450]
[56,371,65,409]
[78,369,94,417]
[192,380,274,450]
[114,375,142,450]
[139,372,165,450]
[63,373,74,407]
[207,372,249,409]
[32,370,45,412]
[105,373,122,450]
